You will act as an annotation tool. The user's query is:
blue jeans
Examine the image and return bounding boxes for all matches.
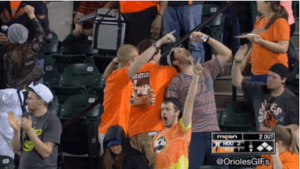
[38,58,44,84]
[189,132,229,169]
[163,5,205,63]
[251,74,268,83]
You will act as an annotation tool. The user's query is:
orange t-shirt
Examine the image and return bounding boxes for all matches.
[98,67,132,135]
[250,17,290,75]
[151,119,192,169]
[256,150,299,169]
[10,1,22,18]
[128,63,177,137]
[119,1,159,14]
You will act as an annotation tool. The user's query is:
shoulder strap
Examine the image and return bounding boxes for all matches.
[16,90,26,114]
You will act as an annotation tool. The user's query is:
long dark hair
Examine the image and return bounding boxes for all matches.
[102,147,124,169]
[4,41,30,73]
[272,126,298,154]
[264,1,289,30]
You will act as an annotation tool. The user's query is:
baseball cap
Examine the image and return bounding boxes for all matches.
[26,83,53,103]
[107,139,122,147]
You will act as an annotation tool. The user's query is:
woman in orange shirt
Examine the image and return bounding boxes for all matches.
[248,1,290,83]
[256,125,299,169]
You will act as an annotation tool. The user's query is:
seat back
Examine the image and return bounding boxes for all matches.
[0,155,14,169]
[43,31,60,54]
[60,94,100,119]
[287,65,299,96]
[58,63,101,88]
[219,101,256,131]
[52,54,88,72]
[48,95,60,116]
[44,55,60,87]
[60,43,98,56]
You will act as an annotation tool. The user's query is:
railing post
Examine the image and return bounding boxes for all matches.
[232,2,237,102]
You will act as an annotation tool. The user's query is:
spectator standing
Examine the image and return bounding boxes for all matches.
[1,5,46,90]
[163,1,205,63]
[98,31,176,156]
[232,45,299,132]
[8,83,62,169]
[0,1,50,83]
[105,1,168,46]
[151,58,201,169]
[165,31,232,169]
[100,125,149,169]
[281,0,295,37]
[127,38,178,166]
[248,1,290,83]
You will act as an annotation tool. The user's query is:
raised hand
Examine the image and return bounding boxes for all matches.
[24,5,35,16]
[193,58,203,76]
[156,30,176,47]
[21,116,33,133]
[234,45,251,62]
[8,112,21,132]
[190,31,207,43]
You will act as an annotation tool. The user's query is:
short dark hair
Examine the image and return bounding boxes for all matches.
[169,50,180,72]
[137,39,159,61]
[162,97,183,119]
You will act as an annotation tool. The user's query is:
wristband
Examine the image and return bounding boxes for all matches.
[157,13,163,18]
[202,35,210,43]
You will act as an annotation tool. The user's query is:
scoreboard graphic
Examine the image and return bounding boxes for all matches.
[211,132,275,154]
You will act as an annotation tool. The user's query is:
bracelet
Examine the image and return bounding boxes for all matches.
[157,13,163,18]
[202,35,210,43]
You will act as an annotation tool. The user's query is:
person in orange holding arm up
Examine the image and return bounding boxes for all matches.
[151,58,202,169]
[248,1,290,83]
[256,125,299,169]
[98,30,176,155]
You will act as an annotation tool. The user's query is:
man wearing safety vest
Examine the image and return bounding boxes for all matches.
[105,1,168,47]
[163,1,205,64]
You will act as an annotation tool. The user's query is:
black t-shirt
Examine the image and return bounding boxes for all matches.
[19,110,62,169]
[242,81,299,131]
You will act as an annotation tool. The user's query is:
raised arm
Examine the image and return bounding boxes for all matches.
[25,5,46,54]
[190,32,232,68]
[127,30,175,78]
[249,34,289,53]
[182,58,201,126]
[231,45,252,89]
[102,57,118,79]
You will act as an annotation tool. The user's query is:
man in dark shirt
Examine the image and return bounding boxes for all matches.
[0,1,50,83]
[232,44,299,132]
[8,82,61,169]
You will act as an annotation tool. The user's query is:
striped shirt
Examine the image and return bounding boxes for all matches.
[166,57,221,132]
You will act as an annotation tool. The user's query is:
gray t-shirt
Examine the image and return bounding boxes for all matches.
[19,110,62,169]
[242,81,299,131]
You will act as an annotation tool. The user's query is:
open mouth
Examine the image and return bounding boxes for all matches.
[163,116,167,121]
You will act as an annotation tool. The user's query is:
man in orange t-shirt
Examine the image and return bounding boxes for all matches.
[127,39,177,166]
[98,31,176,154]
[151,59,201,169]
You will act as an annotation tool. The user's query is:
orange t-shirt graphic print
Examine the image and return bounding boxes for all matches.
[151,119,192,169]
[128,63,177,137]
[98,68,132,135]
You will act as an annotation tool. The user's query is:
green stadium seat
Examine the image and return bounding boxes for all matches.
[94,55,114,74]
[59,94,101,158]
[51,63,101,103]
[43,31,60,55]
[219,101,256,131]
[60,42,98,56]
[44,55,60,87]
[0,155,14,169]
[52,53,88,72]
[48,95,60,116]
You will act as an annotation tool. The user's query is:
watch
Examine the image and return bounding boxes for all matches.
[202,35,210,43]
